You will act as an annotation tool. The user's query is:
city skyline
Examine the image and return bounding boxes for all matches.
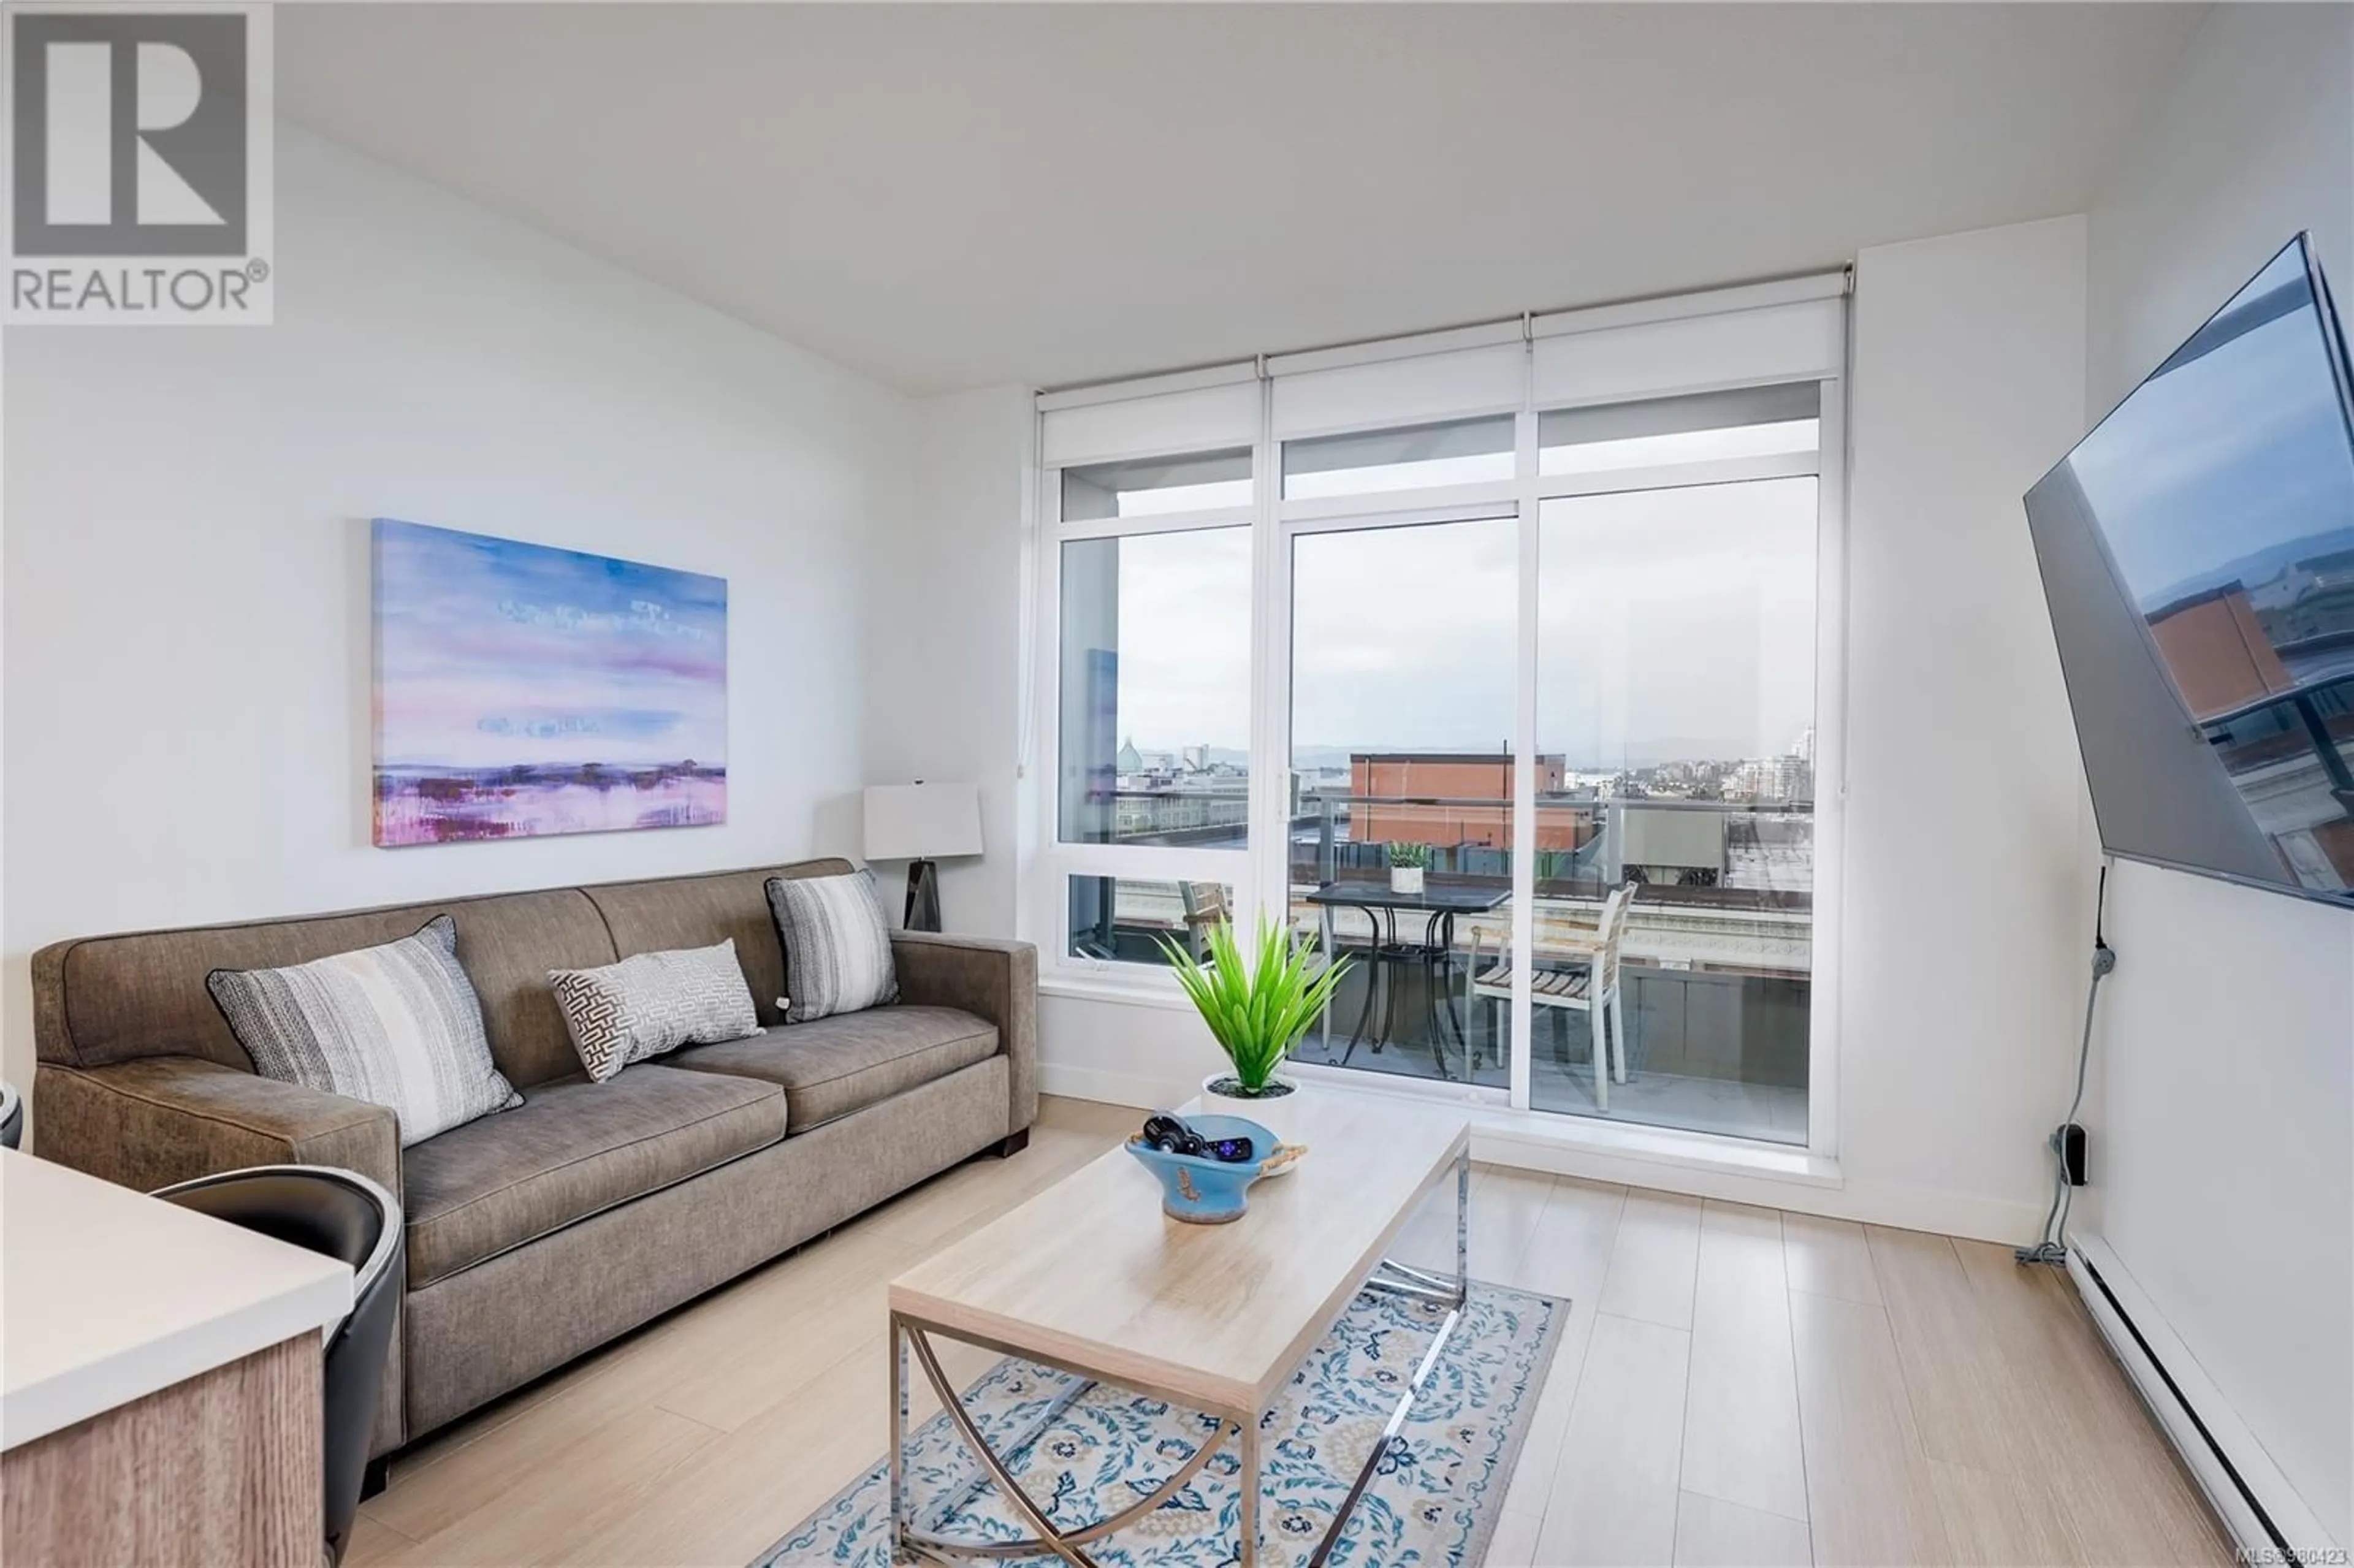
[1110,736,1816,774]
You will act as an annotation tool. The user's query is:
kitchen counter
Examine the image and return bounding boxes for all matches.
[1,1146,351,1448]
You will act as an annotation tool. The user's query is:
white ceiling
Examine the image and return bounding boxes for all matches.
[279,4,2203,396]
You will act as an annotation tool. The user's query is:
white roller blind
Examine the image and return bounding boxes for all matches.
[1038,273,1847,462]
[1040,379,1260,468]
[1271,341,1525,440]
[1533,297,1844,409]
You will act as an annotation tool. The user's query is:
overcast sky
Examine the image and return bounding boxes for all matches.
[1095,476,1818,767]
[2065,242,2354,611]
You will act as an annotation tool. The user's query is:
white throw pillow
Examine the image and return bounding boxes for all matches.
[549,938,762,1083]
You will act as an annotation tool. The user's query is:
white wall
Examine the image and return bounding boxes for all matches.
[1836,216,2097,1239]
[2087,3,2354,414]
[1038,987,1236,1111]
[2096,859,2352,1543]
[2,124,912,1104]
[2082,4,2354,1545]
[864,386,1031,937]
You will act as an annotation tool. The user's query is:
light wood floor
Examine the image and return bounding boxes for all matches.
[348,1096,2229,1567]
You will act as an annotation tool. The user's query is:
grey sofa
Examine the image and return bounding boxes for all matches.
[29,858,1038,1460]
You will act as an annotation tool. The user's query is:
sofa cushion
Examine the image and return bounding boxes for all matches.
[669,1006,997,1133]
[402,1063,785,1288]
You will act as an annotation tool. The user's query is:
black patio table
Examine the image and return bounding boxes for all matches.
[1305,878,1510,1081]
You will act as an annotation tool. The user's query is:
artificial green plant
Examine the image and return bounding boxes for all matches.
[1157,917,1350,1095]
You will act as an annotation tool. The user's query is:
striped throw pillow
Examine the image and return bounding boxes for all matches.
[766,870,899,1022]
[549,938,761,1083]
[207,916,522,1148]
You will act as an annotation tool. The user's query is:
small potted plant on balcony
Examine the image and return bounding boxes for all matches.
[1388,840,1431,896]
[1159,916,1349,1153]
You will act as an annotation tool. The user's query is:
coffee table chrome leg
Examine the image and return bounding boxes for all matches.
[1455,1143,1470,1306]
[1308,1292,1466,1568]
[902,1409,1238,1561]
[893,1322,1247,1566]
[904,1330,1098,1567]
[1238,1411,1262,1567]
[1313,1147,1472,1567]
[1368,1152,1471,1308]
[1365,1259,1458,1304]
[889,1315,910,1564]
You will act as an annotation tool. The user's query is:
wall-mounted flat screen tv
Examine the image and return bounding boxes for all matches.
[2025,234,2354,904]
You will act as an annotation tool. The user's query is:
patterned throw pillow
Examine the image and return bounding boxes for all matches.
[766,870,900,1023]
[207,916,522,1149]
[548,939,761,1083]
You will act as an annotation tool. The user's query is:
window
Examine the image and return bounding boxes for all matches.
[1061,449,1252,521]
[1538,384,1820,478]
[1034,287,1844,1152]
[1043,443,1258,981]
[1283,416,1515,499]
[1067,877,1237,967]
[1056,528,1251,847]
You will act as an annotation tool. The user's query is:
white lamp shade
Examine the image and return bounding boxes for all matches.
[864,783,983,862]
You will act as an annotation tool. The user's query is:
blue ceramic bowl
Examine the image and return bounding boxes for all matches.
[1124,1115,1287,1224]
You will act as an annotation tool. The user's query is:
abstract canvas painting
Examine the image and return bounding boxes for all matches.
[372,519,726,846]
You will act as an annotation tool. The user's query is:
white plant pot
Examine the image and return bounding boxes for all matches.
[1198,1070,1304,1170]
[1390,866,1425,896]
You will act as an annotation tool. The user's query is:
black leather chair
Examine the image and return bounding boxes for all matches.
[153,1165,402,1564]
[0,1081,21,1150]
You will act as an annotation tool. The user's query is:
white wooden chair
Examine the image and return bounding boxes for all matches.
[1179,881,1232,961]
[1466,883,1636,1109]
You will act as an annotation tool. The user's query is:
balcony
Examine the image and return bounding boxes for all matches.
[1072,786,1814,1146]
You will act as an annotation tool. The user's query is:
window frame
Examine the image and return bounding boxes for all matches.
[1030,447,1261,991]
[1026,295,1849,1159]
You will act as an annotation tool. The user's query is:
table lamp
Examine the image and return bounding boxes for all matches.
[863,782,983,932]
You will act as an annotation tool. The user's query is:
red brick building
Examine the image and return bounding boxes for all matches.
[1349,753,1587,850]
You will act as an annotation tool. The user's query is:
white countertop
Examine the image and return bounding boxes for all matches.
[1,1149,353,1450]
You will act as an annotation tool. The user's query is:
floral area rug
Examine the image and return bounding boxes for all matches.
[757,1280,1563,1567]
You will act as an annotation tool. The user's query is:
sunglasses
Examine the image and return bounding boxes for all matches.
[1140,1113,1256,1165]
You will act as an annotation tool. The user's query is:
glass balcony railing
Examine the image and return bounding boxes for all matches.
[1060,785,1815,1146]
[1282,791,1812,1145]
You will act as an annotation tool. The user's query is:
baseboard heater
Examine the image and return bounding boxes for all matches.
[2068,1233,2337,1559]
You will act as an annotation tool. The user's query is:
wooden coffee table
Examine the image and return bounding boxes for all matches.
[886,1095,1471,1567]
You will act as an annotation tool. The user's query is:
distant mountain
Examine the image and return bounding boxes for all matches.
[2143,525,2354,612]
[1604,736,1773,768]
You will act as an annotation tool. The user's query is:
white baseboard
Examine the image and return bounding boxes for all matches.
[2068,1232,2337,1559]
[1035,1059,2044,1244]
[1474,1124,2043,1244]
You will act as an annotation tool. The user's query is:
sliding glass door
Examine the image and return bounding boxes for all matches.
[1266,389,1829,1147]
[1531,476,1818,1142]
[1521,387,1824,1144]
[1287,514,1517,1091]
